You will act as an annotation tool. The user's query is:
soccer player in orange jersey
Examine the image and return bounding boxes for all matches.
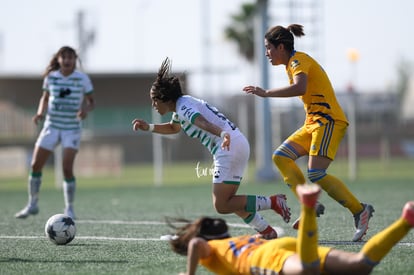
[243,24,373,241]
[169,184,414,275]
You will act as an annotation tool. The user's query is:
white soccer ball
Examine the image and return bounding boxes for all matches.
[45,214,76,245]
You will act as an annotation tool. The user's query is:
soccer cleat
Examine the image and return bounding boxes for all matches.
[352,203,375,242]
[64,206,76,220]
[401,201,414,227]
[270,194,291,223]
[254,225,278,240]
[15,205,39,219]
[291,202,325,230]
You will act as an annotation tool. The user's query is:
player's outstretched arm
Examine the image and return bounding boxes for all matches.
[181,237,211,275]
[131,119,180,134]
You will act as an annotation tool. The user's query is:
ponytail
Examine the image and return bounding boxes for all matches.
[265,24,305,51]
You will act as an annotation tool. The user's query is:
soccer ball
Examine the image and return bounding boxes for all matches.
[45,214,76,245]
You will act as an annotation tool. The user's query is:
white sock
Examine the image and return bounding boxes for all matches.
[256,195,272,211]
[28,176,41,207]
[248,212,270,232]
[63,180,76,208]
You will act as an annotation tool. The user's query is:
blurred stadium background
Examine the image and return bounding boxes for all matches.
[0,0,413,183]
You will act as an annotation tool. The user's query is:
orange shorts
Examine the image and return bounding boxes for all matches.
[249,237,332,274]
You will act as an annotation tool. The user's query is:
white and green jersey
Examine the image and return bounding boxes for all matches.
[42,70,94,130]
[172,95,240,155]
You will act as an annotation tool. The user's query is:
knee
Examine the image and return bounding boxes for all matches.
[354,254,374,275]
[307,168,327,183]
[212,195,234,214]
[213,201,229,214]
[272,153,285,168]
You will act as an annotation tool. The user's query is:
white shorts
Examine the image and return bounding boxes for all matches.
[35,126,81,151]
[212,134,250,184]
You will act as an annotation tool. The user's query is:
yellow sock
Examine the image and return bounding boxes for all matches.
[298,204,319,266]
[361,218,411,265]
[316,174,363,214]
[273,154,305,198]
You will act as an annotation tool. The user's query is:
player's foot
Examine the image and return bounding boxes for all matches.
[292,184,323,230]
[292,201,325,230]
[352,203,375,242]
[64,206,76,220]
[401,201,414,227]
[270,194,291,223]
[15,204,39,219]
[297,184,321,208]
[254,225,278,240]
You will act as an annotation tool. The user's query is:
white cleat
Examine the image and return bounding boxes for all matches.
[15,205,39,219]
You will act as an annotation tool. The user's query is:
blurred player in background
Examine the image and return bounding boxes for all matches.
[243,24,374,241]
[132,57,290,239]
[15,46,95,220]
[169,183,414,275]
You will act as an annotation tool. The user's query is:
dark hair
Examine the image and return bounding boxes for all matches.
[265,24,305,52]
[151,57,184,103]
[43,46,78,77]
[167,217,230,256]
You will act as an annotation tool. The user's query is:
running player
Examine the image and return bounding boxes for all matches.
[243,24,374,241]
[132,57,291,239]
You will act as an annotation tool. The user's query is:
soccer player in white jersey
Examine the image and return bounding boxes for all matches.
[15,46,95,220]
[131,57,290,239]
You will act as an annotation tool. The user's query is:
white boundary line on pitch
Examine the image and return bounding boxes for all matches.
[1,219,413,246]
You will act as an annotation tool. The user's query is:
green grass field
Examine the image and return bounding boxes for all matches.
[1,159,414,274]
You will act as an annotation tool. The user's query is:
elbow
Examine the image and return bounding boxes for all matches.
[297,89,306,96]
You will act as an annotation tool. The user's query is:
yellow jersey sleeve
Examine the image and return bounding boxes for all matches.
[199,236,265,275]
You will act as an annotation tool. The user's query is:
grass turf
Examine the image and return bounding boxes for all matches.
[0,159,414,274]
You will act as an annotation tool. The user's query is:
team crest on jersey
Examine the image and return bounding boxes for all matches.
[290,59,300,69]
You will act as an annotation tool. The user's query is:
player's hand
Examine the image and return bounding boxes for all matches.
[132,119,151,131]
[77,109,88,120]
[221,132,230,151]
[32,114,44,125]
[243,85,266,97]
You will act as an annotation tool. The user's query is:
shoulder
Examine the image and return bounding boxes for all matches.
[45,70,59,78]
[176,95,200,109]
[289,51,315,71]
[72,70,91,79]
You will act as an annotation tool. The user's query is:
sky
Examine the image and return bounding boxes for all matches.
[0,0,413,96]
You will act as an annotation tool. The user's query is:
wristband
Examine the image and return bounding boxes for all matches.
[148,124,155,132]
[220,131,228,139]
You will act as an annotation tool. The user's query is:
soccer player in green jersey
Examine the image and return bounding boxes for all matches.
[132,57,291,239]
[15,46,95,220]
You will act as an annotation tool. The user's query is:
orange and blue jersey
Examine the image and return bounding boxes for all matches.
[286,51,348,132]
[199,236,331,275]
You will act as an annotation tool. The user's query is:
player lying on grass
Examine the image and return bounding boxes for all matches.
[168,183,414,275]
[132,57,290,239]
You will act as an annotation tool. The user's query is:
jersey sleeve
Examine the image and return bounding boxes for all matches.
[175,97,201,123]
[42,75,50,93]
[82,74,94,94]
[289,54,311,77]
